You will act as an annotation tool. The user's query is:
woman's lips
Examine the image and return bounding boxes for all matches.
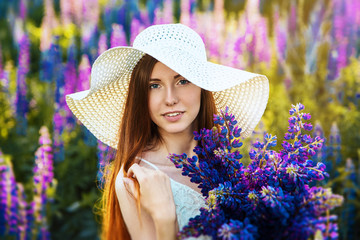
[162,111,184,122]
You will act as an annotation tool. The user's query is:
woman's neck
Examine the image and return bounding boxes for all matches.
[161,131,197,157]
[143,130,197,166]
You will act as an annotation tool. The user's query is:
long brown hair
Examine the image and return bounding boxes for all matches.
[99,54,217,240]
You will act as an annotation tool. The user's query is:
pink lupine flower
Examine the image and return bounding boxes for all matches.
[111,24,128,48]
[77,55,91,92]
[98,33,108,56]
[130,19,145,45]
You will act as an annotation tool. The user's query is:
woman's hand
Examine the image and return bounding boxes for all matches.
[126,163,175,218]
[124,163,178,239]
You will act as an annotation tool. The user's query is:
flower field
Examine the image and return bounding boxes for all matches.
[0,0,359,239]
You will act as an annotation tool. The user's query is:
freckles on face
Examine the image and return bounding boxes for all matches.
[148,62,201,135]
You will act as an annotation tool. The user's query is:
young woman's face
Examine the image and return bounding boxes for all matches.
[148,62,201,136]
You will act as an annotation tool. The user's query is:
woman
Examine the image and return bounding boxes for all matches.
[66,24,269,239]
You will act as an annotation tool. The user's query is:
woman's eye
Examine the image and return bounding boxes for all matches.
[179,79,190,85]
[149,83,160,89]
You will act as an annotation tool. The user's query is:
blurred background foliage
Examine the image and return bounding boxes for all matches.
[0,0,359,239]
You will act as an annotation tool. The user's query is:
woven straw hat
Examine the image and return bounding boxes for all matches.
[66,24,269,149]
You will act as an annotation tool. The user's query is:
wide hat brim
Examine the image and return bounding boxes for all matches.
[66,24,269,150]
[66,46,269,149]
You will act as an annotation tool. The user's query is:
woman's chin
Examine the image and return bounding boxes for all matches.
[159,124,194,136]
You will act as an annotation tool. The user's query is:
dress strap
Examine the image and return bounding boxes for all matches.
[136,157,160,170]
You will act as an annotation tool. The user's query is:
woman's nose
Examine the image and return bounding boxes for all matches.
[165,86,179,106]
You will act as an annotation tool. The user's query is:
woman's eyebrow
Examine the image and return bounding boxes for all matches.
[150,74,182,81]
[149,78,161,81]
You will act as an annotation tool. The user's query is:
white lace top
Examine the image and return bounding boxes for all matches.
[139,158,211,240]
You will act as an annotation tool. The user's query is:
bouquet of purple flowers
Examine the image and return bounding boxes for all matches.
[169,103,343,240]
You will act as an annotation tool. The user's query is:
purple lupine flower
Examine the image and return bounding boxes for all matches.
[355,0,360,27]
[32,126,54,240]
[344,1,359,63]
[207,23,221,61]
[111,24,128,48]
[0,151,20,237]
[217,218,258,240]
[170,104,343,239]
[130,19,144,45]
[17,32,30,88]
[328,0,347,81]
[64,41,78,130]
[180,0,191,26]
[16,183,29,240]
[163,0,173,24]
[80,2,100,63]
[79,56,97,148]
[50,39,65,162]
[77,54,90,92]
[25,201,35,238]
[53,102,65,162]
[232,27,249,69]
[256,19,270,64]
[40,37,62,83]
[154,7,164,25]
[336,42,347,77]
[15,33,30,135]
[83,0,99,26]
[34,127,54,186]
[345,0,357,59]
[40,49,53,82]
[81,24,98,61]
[154,0,175,26]
[0,150,8,236]
[64,41,77,97]
[220,32,237,68]
[19,0,27,21]
[15,71,28,135]
[245,22,256,66]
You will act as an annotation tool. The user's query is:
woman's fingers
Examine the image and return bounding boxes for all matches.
[125,163,175,218]
[127,163,154,182]
[123,177,137,198]
[126,162,171,195]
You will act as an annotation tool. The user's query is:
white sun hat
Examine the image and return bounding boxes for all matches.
[66,23,269,149]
